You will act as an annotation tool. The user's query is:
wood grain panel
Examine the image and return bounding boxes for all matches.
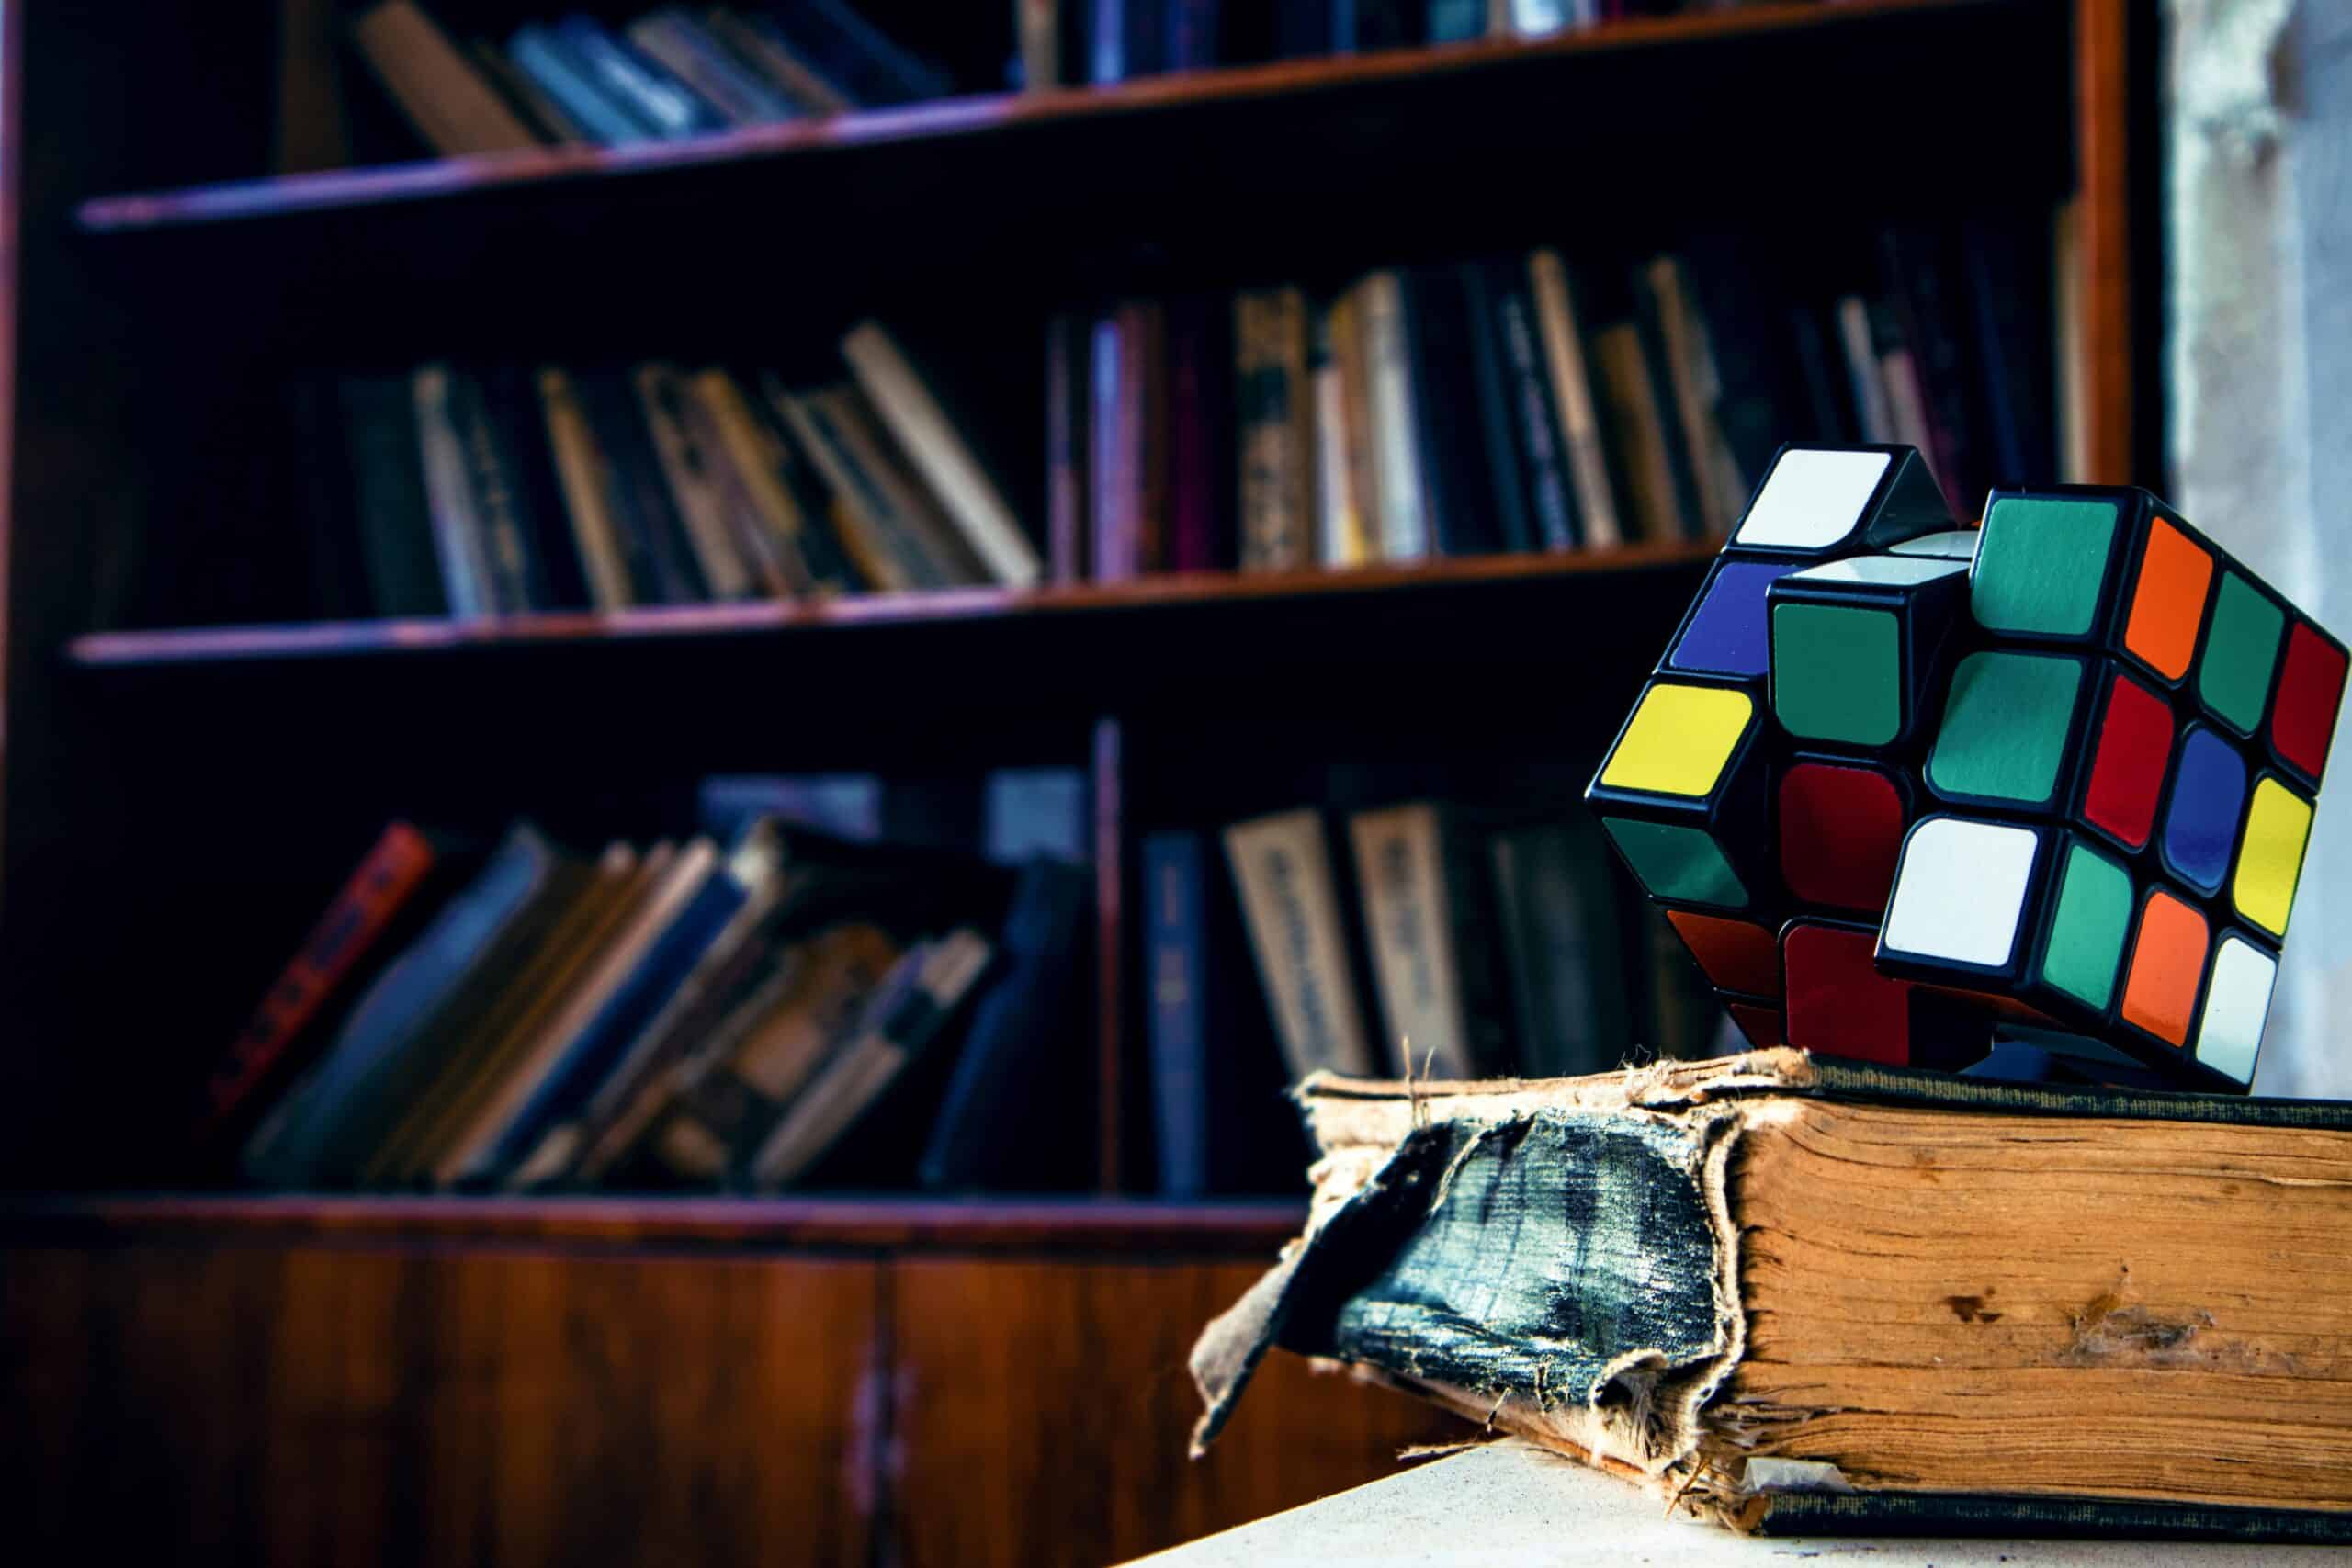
[0,1247,879,1568]
[890,1258,1466,1568]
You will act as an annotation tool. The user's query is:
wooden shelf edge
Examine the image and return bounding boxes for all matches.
[75,0,2015,234]
[65,541,1720,668]
[0,1193,1309,1256]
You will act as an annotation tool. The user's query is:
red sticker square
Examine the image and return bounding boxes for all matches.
[1667,910,1782,998]
[2271,621,2347,784]
[1778,762,1905,911]
[1782,921,1911,1066]
[2082,671,2174,850]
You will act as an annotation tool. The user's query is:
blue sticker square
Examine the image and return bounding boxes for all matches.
[2162,725,2249,895]
[1670,558,1805,678]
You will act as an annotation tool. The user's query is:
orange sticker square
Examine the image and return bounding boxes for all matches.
[2123,517,2214,682]
[2120,889,2210,1046]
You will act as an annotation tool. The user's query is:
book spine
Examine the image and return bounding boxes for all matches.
[1144,833,1211,1197]
[625,13,798,127]
[688,369,825,593]
[349,0,542,155]
[1234,288,1312,570]
[1018,0,1063,87]
[336,374,450,617]
[1359,270,1430,560]
[1090,310,1135,581]
[1526,250,1621,547]
[1589,320,1685,544]
[1491,267,1578,549]
[574,371,706,604]
[1126,300,1169,575]
[478,365,590,609]
[840,321,1043,587]
[1310,306,1364,569]
[771,388,915,591]
[537,367,636,609]
[703,10,855,114]
[1223,812,1378,1079]
[198,823,441,1144]
[1628,263,1708,540]
[1165,297,1218,573]
[1046,314,1090,582]
[634,363,757,599]
[411,364,496,616]
[1348,806,1473,1079]
[450,368,544,611]
[1329,283,1388,561]
[1462,264,1534,554]
[553,16,722,139]
[1645,254,1744,536]
[508,23,654,145]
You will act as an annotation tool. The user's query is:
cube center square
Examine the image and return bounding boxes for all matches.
[1588,442,2342,1095]
[2161,725,2247,896]
[1772,603,1900,747]
[1879,816,2042,972]
[1972,494,2121,637]
[1927,650,2085,807]
[1598,682,1754,798]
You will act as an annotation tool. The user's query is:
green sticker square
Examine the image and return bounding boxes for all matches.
[1971,496,2120,637]
[2041,840,2132,1010]
[1771,603,1901,746]
[2198,571,2285,735]
[1928,650,2084,806]
[1602,818,1747,908]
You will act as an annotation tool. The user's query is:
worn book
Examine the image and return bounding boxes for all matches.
[350,0,541,156]
[1223,809,1378,1079]
[1192,1050,2352,1541]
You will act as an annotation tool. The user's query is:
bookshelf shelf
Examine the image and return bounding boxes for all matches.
[67,542,1717,668]
[69,0,2071,332]
[0,1193,1305,1255]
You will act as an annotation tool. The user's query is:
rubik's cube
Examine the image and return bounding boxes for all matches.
[1586,444,2346,1092]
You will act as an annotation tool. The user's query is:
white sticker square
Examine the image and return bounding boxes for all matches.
[1881,817,2041,968]
[1735,448,1894,549]
[2195,935,2277,1085]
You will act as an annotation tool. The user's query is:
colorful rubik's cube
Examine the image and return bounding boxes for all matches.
[1586,444,2346,1092]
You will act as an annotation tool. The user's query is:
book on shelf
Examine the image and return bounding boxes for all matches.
[221,805,1061,1196]
[1192,1053,2352,1540]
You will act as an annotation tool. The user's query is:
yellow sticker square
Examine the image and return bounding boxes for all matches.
[1599,682,1755,798]
[2234,775,2312,938]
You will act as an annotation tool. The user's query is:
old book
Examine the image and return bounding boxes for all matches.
[1589,317,1686,544]
[626,9,800,127]
[1193,1051,2352,1540]
[841,321,1042,588]
[1090,301,1166,581]
[1645,254,1746,536]
[1355,269,1430,560]
[350,0,542,156]
[1233,288,1314,570]
[635,363,758,599]
[1309,301,1374,569]
[688,368,831,594]
[641,919,907,1181]
[242,826,582,1189]
[335,374,447,616]
[476,366,591,608]
[1487,818,1628,1078]
[411,364,497,615]
[822,385,993,587]
[1223,810,1378,1079]
[1044,313,1090,582]
[553,15,725,140]
[573,369,709,604]
[745,929,995,1189]
[194,822,453,1154]
[1487,260,1577,550]
[363,842,643,1185]
[430,839,720,1186]
[1399,265,1506,557]
[466,38,588,144]
[537,367,636,608]
[769,383,919,591]
[1458,264,1532,554]
[1327,282,1387,561]
[702,8,856,115]
[1345,804,1510,1080]
[1527,248,1621,547]
[509,22,651,146]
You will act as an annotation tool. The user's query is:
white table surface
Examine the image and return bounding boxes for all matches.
[1125,1441,2348,1567]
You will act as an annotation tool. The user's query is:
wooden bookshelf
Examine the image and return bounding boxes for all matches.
[0,0,2154,1561]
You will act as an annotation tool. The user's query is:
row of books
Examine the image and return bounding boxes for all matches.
[301,323,1036,619]
[1058,225,2057,580]
[212,816,1090,1193]
[1035,0,1763,89]
[1154,803,1723,1196]
[349,0,945,156]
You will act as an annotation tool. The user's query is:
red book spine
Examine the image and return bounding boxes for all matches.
[195,822,440,1142]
